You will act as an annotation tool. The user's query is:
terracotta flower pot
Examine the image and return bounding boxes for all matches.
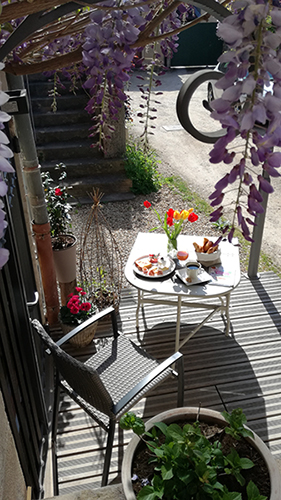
[122,407,281,500]
[52,234,77,283]
[61,320,98,348]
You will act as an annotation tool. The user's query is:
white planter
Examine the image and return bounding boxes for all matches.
[122,407,281,500]
[52,234,77,283]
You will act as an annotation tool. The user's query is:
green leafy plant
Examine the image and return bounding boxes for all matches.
[124,143,161,195]
[212,217,231,232]
[222,408,254,441]
[41,162,73,249]
[120,409,268,500]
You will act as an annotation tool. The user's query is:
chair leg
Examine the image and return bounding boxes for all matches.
[102,420,116,487]
[52,378,61,495]
[176,356,184,407]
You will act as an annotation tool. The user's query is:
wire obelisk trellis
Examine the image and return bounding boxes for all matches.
[79,189,123,312]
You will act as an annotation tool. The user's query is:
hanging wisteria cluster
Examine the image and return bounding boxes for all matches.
[209,0,281,242]
[82,1,197,150]
[135,2,196,150]
[82,3,144,150]
[0,62,14,269]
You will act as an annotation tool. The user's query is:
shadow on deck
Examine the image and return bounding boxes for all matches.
[54,271,281,495]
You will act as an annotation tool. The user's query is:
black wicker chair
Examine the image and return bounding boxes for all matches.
[32,306,184,489]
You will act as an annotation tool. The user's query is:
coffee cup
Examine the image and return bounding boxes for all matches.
[186,261,201,280]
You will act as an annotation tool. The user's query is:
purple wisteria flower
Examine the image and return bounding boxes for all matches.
[0,75,14,269]
[208,0,281,242]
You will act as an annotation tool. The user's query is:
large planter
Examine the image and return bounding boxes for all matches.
[122,407,281,500]
[52,234,77,283]
[61,320,98,348]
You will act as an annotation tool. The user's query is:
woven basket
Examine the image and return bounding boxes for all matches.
[61,321,98,348]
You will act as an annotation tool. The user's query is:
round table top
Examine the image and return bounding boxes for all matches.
[125,233,241,299]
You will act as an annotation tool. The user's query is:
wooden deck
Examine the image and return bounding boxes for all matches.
[55,271,281,496]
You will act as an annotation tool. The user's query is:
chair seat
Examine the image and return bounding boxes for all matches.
[60,334,174,429]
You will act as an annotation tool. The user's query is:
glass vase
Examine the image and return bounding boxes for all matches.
[167,237,178,258]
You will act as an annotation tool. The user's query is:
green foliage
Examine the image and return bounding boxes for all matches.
[41,162,72,239]
[222,409,254,441]
[120,412,145,436]
[121,409,267,500]
[224,448,254,486]
[163,175,212,215]
[124,143,161,195]
[246,481,267,500]
[212,217,230,232]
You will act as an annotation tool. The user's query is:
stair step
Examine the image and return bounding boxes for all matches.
[37,140,97,162]
[27,80,87,97]
[35,124,91,144]
[41,157,125,177]
[66,173,133,201]
[77,191,135,203]
[32,109,91,127]
[31,94,88,112]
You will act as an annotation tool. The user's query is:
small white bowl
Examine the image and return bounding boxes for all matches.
[195,248,221,267]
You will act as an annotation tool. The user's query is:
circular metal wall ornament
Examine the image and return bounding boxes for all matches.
[176,69,226,144]
[181,0,231,21]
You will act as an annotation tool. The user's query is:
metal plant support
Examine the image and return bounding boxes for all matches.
[79,189,123,312]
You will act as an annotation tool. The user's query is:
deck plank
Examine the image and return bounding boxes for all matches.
[54,272,281,495]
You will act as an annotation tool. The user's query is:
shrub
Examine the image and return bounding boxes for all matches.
[124,143,161,195]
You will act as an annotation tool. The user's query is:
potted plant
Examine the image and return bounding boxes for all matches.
[59,286,98,347]
[42,162,77,283]
[121,407,281,500]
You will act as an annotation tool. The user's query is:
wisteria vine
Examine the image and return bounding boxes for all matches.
[81,1,197,150]
[209,0,281,243]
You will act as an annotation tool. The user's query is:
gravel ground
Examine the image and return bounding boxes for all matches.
[71,184,248,289]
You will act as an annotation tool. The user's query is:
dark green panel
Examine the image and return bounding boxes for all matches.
[170,23,223,67]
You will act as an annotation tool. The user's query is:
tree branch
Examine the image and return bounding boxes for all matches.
[132,11,210,49]
[137,0,182,44]
[0,0,71,23]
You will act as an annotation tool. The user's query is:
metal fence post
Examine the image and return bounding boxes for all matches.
[247,170,270,278]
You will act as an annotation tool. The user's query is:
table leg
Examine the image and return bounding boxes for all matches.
[219,292,231,335]
[136,289,142,328]
[175,296,182,352]
[225,292,231,335]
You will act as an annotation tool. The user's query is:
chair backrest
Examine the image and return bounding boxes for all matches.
[32,319,114,418]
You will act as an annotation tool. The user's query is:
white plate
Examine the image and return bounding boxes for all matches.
[133,255,176,279]
[176,267,212,286]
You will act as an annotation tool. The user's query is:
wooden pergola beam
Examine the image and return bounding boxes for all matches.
[1,0,80,23]
[4,47,83,75]
[0,0,231,73]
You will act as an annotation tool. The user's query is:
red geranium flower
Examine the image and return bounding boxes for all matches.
[143,200,151,208]
[80,302,92,312]
[188,212,199,222]
[75,287,83,292]
[55,188,62,196]
[70,305,79,314]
